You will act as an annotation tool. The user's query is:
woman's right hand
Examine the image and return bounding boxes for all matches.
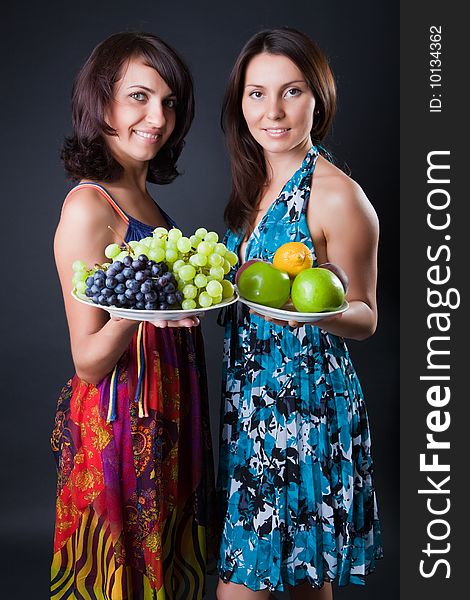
[150,316,200,328]
[113,315,201,328]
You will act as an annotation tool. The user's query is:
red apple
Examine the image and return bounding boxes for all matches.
[318,262,349,293]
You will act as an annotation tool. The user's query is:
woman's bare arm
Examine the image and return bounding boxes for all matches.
[54,188,140,384]
[307,167,379,340]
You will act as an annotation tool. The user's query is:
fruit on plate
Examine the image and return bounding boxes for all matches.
[82,255,183,310]
[272,241,313,278]
[72,227,238,310]
[319,262,349,293]
[234,258,268,284]
[291,267,345,312]
[237,261,290,308]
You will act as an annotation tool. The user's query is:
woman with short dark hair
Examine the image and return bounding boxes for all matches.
[61,32,194,185]
[51,32,216,600]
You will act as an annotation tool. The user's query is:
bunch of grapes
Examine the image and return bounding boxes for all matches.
[76,255,182,309]
[72,227,238,311]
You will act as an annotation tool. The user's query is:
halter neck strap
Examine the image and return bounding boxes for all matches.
[63,182,129,225]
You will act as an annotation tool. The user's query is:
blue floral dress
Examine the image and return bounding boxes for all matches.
[217,146,383,592]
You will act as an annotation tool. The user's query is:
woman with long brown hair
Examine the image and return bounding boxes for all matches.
[216,28,383,599]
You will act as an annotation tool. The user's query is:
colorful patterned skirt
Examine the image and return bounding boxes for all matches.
[51,324,217,599]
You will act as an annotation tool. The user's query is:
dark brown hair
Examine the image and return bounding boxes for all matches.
[61,32,194,184]
[222,27,337,232]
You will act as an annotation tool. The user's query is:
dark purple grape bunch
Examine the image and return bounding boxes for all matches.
[85,254,183,310]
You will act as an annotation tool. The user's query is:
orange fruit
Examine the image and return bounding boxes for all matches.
[272,242,313,278]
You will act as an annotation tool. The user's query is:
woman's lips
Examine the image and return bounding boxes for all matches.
[133,130,162,142]
[263,128,290,138]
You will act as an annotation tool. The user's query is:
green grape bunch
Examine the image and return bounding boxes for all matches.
[72,227,238,311]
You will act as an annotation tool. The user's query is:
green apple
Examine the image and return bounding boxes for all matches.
[291,267,345,312]
[237,262,291,308]
[235,259,267,284]
[319,262,349,293]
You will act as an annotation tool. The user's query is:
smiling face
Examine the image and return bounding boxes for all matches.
[242,52,316,159]
[104,56,177,167]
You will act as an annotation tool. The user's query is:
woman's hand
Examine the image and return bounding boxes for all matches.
[112,315,200,328]
[150,316,200,328]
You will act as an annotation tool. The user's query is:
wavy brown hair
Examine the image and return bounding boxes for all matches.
[62,32,194,184]
[222,27,337,232]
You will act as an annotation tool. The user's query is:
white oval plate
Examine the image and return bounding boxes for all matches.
[238,296,349,323]
[71,289,239,321]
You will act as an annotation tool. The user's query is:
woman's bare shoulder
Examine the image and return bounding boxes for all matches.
[311,156,376,220]
[313,156,362,198]
[54,185,120,269]
[59,184,116,228]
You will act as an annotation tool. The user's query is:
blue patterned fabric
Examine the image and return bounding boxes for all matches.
[217,146,383,592]
[124,209,177,242]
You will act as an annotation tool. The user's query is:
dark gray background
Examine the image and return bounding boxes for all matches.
[0,1,398,598]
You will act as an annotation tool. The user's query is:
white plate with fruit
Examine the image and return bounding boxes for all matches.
[72,289,239,321]
[71,226,240,321]
[235,242,350,324]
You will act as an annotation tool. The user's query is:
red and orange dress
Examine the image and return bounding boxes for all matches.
[51,183,217,599]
